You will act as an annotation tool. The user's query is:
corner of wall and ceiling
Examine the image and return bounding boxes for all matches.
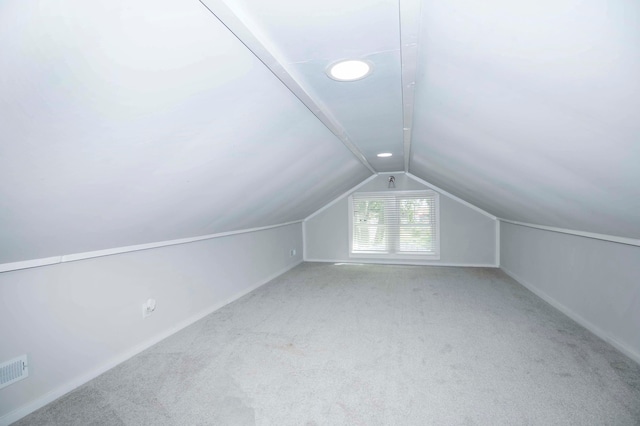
[499,219,640,248]
[303,174,379,224]
[0,221,304,274]
[406,173,498,220]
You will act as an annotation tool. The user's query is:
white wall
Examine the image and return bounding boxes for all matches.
[0,223,303,424]
[304,174,497,266]
[500,222,640,364]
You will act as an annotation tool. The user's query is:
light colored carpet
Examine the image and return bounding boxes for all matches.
[15,263,640,425]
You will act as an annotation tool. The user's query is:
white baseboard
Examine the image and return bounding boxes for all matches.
[501,266,640,366]
[304,258,498,268]
[0,260,302,426]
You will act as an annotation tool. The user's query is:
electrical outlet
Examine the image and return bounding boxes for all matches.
[142,298,156,319]
[290,249,296,257]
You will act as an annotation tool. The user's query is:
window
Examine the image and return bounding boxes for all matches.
[349,190,439,259]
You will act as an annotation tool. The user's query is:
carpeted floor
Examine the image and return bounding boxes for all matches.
[15,262,640,425]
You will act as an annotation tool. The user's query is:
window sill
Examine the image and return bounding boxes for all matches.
[349,252,441,261]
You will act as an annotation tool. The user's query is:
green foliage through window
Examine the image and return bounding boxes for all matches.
[350,192,439,257]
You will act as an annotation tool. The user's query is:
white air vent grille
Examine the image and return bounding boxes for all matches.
[0,355,29,390]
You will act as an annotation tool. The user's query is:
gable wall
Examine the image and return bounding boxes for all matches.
[304,173,497,266]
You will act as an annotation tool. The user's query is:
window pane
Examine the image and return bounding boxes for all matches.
[399,198,431,225]
[353,225,387,252]
[350,192,438,258]
[354,199,385,225]
[398,226,433,252]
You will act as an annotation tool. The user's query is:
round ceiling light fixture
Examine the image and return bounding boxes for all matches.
[327,59,372,81]
[377,152,393,158]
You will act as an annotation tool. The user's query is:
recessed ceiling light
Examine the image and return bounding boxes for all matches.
[327,60,372,81]
[377,152,393,158]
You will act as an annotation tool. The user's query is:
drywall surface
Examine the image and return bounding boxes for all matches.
[304,174,497,265]
[500,222,640,364]
[0,0,371,265]
[411,0,640,240]
[0,223,302,423]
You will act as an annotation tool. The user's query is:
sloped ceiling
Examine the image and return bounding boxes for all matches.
[0,0,371,264]
[1,0,638,264]
[411,0,640,240]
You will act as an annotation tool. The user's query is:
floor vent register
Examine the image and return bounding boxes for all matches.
[0,355,29,390]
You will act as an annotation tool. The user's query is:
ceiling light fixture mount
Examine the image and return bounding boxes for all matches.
[377,152,393,158]
[327,59,373,82]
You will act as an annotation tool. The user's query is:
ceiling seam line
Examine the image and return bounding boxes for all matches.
[399,0,422,173]
[197,0,376,174]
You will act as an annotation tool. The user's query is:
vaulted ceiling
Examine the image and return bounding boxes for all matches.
[1,0,638,264]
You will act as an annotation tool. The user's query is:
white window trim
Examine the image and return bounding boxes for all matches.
[348,190,440,260]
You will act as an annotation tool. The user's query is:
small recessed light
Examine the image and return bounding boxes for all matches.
[327,60,372,81]
[377,152,393,158]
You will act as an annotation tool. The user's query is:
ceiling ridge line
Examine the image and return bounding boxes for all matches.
[198,0,376,174]
[399,0,422,173]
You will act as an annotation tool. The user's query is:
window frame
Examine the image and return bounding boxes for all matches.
[348,190,440,260]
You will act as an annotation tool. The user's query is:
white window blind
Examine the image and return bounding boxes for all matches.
[349,191,439,258]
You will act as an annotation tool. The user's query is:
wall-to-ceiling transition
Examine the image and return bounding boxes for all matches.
[1,0,638,266]
[0,0,371,266]
[410,0,640,240]
[1,0,639,422]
